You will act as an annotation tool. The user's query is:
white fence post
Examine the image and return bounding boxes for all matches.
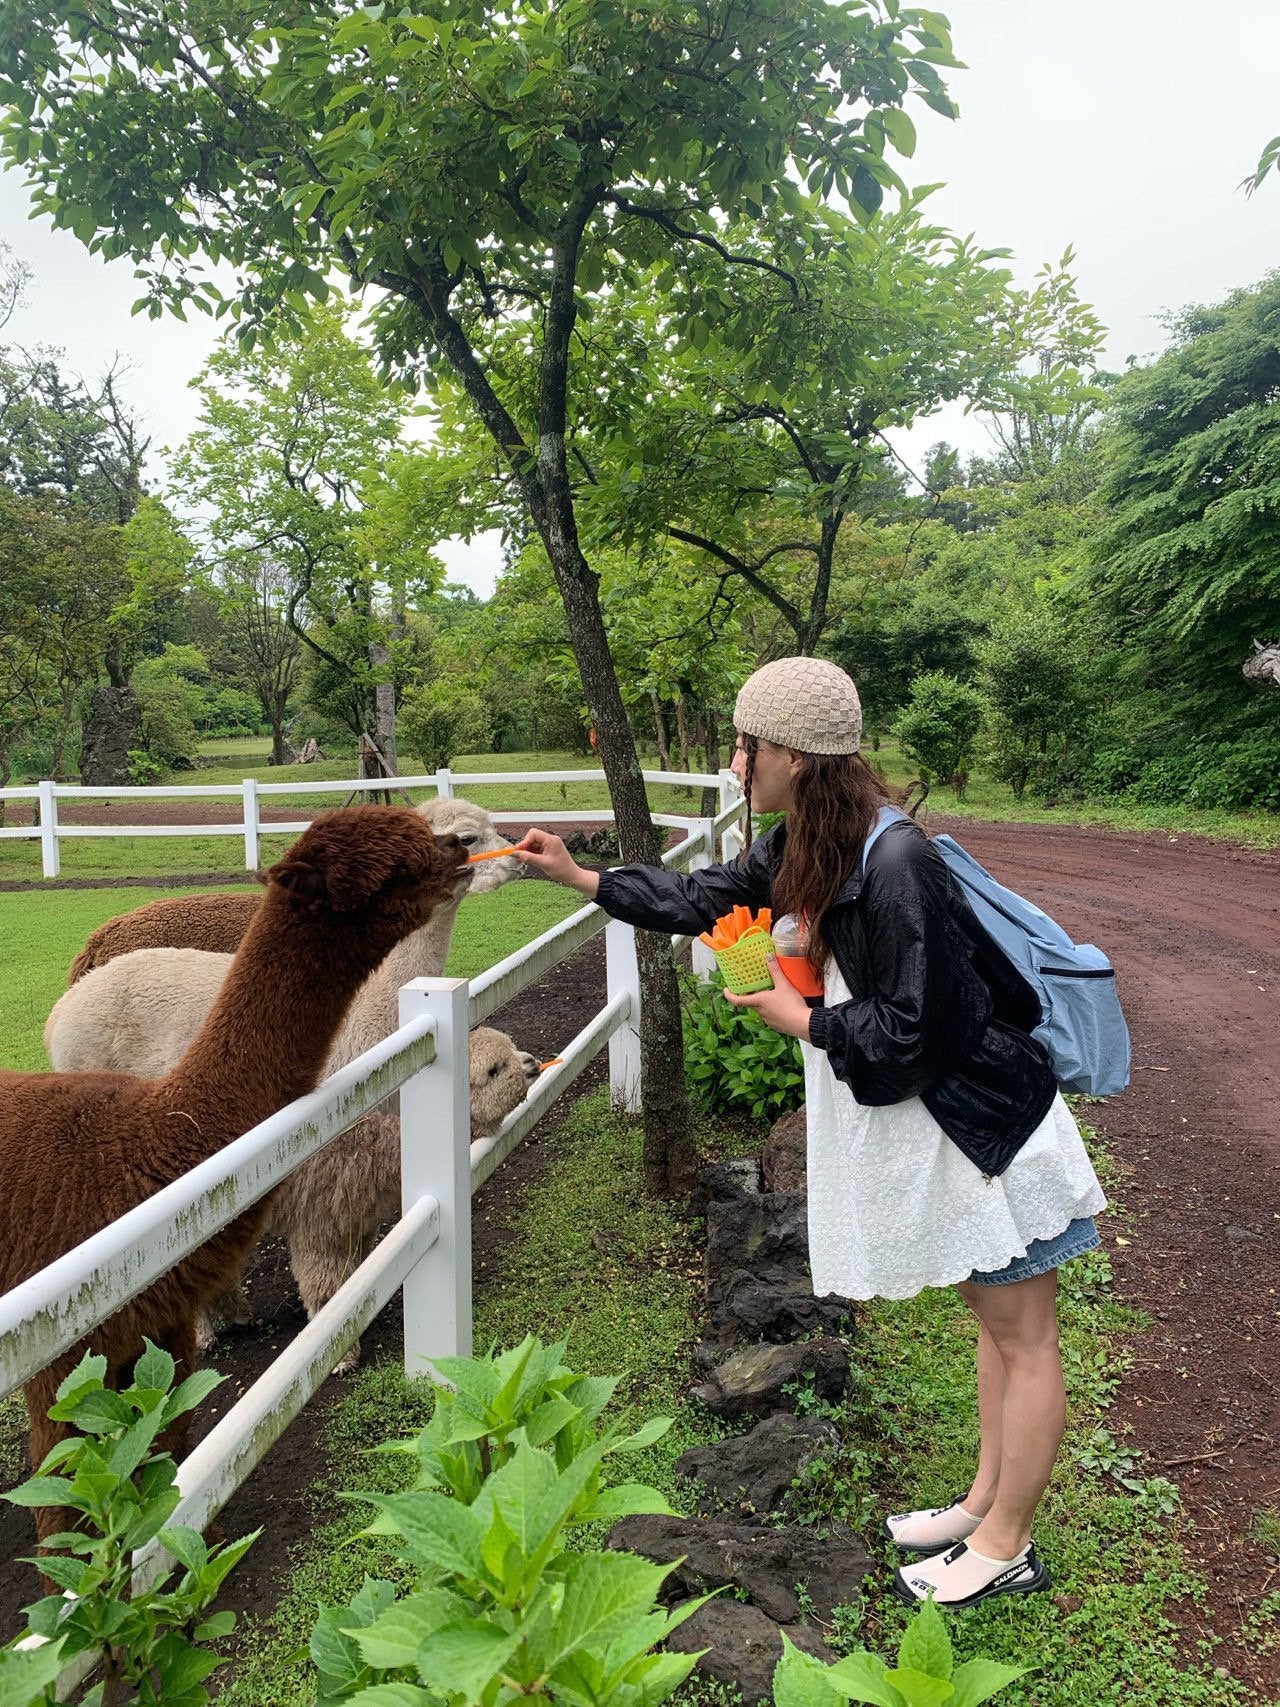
[242,777,260,870]
[398,977,472,1371]
[434,766,454,799]
[606,919,642,1112]
[719,769,744,862]
[37,779,59,879]
[687,818,717,981]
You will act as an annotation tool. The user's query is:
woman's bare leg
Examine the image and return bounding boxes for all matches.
[954,1269,1064,1557]
[963,1321,1005,1517]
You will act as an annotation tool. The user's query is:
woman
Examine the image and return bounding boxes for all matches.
[514,656,1105,1608]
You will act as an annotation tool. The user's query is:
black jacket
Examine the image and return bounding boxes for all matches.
[595,818,1057,1177]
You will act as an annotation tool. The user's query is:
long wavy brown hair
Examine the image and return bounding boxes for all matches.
[741,735,891,975]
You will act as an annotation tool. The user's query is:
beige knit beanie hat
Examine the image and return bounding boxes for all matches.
[733,657,862,755]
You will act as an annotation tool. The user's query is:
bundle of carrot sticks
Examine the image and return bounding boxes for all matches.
[697,905,773,952]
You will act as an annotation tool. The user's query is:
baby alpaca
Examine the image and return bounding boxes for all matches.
[277,1023,539,1371]
[0,807,466,1547]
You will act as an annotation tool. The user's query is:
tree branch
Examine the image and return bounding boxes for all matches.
[666,524,806,636]
[607,193,801,302]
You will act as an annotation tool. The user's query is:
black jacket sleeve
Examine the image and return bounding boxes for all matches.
[593,827,780,935]
[807,828,989,1105]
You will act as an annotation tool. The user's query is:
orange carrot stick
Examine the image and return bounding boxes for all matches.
[467,847,516,862]
[539,1058,563,1070]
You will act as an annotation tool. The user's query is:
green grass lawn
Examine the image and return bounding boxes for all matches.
[0,879,583,1073]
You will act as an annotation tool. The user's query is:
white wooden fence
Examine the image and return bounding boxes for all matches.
[0,782,746,1669]
[0,766,736,879]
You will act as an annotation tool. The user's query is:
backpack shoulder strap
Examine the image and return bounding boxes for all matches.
[860,803,911,873]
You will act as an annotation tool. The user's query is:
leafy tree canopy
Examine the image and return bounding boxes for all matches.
[1085,272,1280,690]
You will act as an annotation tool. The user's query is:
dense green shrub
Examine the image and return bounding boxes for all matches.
[1128,732,1280,812]
[132,676,202,771]
[681,971,805,1120]
[892,670,985,794]
[399,680,494,771]
[977,608,1093,799]
[312,1335,700,1707]
[2,1344,255,1706]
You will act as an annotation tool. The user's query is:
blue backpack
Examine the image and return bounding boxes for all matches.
[863,806,1130,1098]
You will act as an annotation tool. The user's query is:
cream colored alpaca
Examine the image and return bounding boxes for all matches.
[47,797,532,1370]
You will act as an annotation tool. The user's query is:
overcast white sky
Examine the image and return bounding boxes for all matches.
[2,0,1278,594]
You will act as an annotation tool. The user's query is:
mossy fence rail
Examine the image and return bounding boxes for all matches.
[0,771,745,1694]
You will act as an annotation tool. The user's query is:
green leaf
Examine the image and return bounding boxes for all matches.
[545,1551,681,1669]
[364,1490,486,1578]
[150,1631,222,1696]
[50,1386,134,1430]
[608,1415,673,1454]
[414,1619,523,1695]
[898,1598,951,1681]
[133,1340,176,1394]
[773,1636,847,1707]
[106,1405,169,1479]
[155,1525,208,1573]
[0,1638,68,1707]
[476,1437,558,1554]
[823,1650,906,1707]
[947,1658,1027,1707]
[193,1611,237,1642]
[881,108,917,159]
[347,1590,460,1670]
[161,1367,223,1425]
[884,1667,953,1706]
[3,1476,74,1509]
[580,1483,677,1522]
[313,1578,397,1686]
[343,1686,435,1706]
[520,1395,581,1447]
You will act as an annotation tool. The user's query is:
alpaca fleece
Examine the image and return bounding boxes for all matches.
[0,806,466,1550]
[67,892,261,983]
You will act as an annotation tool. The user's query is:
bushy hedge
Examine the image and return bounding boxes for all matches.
[680,971,805,1120]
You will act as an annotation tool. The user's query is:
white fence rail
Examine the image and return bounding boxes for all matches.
[0,766,740,878]
[0,787,747,1671]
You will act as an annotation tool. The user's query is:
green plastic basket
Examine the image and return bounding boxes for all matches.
[713,929,777,995]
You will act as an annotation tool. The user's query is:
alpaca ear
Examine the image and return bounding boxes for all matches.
[433,832,467,872]
[268,857,326,904]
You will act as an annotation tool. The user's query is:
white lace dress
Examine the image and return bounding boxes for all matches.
[802,962,1107,1301]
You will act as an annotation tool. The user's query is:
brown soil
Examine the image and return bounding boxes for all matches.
[2,815,1278,1693]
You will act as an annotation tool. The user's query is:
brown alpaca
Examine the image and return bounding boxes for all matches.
[67,892,260,983]
[0,806,466,1549]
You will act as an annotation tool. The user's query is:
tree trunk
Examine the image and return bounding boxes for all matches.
[402,231,693,1194]
[269,698,288,767]
[674,692,695,797]
[650,692,672,770]
[79,686,141,785]
[371,636,398,775]
[546,538,695,1197]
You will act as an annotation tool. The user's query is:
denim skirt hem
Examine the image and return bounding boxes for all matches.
[967,1215,1100,1286]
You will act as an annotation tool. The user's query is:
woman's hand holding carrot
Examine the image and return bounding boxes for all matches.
[512,829,601,898]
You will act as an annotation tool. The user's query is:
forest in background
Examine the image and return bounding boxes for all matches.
[3,251,1275,815]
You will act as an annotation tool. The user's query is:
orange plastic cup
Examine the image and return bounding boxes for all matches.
[775,955,824,998]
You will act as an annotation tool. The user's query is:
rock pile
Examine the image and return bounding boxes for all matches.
[608,1112,872,1704]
